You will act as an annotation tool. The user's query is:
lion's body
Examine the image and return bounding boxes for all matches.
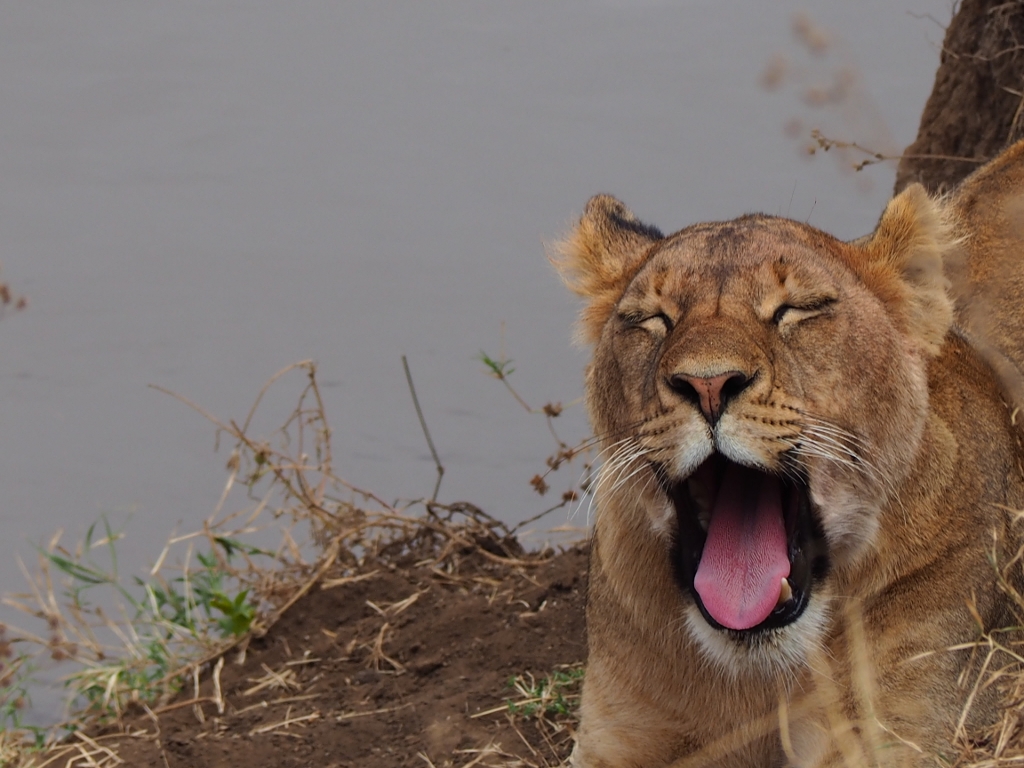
[558,142,1024,767]
[948,139,1024,410]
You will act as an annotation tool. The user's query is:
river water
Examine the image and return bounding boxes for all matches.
[0,1,951,607]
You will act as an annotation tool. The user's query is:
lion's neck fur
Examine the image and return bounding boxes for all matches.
[837,334,1024,601]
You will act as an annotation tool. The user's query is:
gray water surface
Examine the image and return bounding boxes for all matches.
[0,2,951,600]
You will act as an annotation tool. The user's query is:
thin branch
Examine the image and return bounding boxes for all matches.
[511,494,578,535]
[402,355,445,503]
[807,129,986,171]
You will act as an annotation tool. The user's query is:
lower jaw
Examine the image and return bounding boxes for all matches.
[690,581,809,634]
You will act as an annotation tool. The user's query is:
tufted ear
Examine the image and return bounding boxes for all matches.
[551,194,663,344]
[855,183,955,357]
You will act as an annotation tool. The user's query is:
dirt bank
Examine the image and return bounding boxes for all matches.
[90,544,588,768]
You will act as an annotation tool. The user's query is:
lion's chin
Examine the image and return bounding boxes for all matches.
[661,454,830,636]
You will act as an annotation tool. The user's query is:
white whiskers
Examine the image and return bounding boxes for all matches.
[792,414,895,500]
[574,435,659,527]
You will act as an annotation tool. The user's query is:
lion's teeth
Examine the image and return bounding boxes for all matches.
[777,577,793,606]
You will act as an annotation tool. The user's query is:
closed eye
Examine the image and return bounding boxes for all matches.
[772,297,835,325]
[622,311,674,334]
[641,313,674,334]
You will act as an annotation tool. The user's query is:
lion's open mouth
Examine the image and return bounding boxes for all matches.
[663,455,829,634]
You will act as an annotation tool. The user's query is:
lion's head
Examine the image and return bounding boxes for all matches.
[556,186,954,667]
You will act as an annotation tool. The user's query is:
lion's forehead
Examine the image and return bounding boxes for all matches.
[625,221,846,313]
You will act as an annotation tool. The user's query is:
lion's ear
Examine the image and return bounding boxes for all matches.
[551,195,662,344]
[857,183,954,357]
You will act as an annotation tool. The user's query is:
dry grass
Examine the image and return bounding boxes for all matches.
[468,666,582,768]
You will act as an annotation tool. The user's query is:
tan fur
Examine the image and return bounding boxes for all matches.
[558,142,1024,767]
[946,139,1024,410]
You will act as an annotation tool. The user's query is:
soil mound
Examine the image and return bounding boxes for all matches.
[103,545,588,768]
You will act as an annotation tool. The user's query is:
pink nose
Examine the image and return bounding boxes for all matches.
[668,371,750,425]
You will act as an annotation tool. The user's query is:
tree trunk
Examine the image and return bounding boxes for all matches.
[895,0,1024,195]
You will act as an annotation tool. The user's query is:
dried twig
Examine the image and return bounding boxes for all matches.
[402,354,446,504]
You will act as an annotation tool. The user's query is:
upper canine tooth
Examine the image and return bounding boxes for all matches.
[777,577,793,606]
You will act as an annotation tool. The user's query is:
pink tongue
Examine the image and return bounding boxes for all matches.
[693,463,790,630]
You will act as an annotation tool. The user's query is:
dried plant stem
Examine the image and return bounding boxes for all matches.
[402,355,445,503]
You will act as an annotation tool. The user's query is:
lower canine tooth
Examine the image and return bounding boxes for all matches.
[777,577,793,606]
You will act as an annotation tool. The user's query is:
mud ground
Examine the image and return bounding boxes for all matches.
[100,545,589,768]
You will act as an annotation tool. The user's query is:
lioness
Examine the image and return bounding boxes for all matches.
[557,141,1024,767]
